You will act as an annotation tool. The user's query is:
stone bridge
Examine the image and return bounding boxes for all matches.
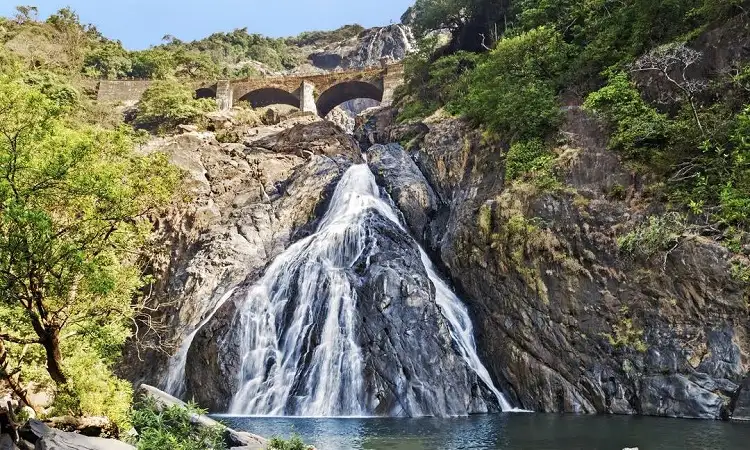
[97,64,404,117]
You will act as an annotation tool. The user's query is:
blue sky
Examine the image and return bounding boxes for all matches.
[1,1,414,49]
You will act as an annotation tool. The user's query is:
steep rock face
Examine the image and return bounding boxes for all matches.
[358,107,750,419]
[308,24,415,71]
[122,119,360,387]
[185,165,497,415]
[366,143,438,239]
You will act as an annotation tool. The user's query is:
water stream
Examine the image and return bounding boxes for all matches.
[165,163,512,416]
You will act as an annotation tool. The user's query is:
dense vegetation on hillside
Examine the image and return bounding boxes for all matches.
[0,6,184,428]
[396,0,750,254]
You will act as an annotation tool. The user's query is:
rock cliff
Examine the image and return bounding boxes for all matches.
[355,105,750,420]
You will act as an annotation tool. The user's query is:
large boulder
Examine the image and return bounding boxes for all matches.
[366,143,438,239]
[19,420,134,450]
[137,385,267,449]
[730,375,750,421]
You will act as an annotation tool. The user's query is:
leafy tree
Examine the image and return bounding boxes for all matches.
[130,49,176,79]
[0,73,181,408]
[454,26,573,139]
[83,41,133,79]
[14,5,38,24]
[410,0,514,50]
[134,79,215,133]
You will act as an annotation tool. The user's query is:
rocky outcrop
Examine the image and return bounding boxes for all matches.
[307,24,414,71]
[730,375,750,421]
[366,143,438,239]
[121,118,361,389]
[19,420,134,450]
[358,106,750,419]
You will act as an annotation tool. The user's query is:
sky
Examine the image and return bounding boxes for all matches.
[0,0,415,49]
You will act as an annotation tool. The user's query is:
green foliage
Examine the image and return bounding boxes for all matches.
[0,71,181,420]
[83,41,133,79]
[396,44,480,122]
[504,139,556,187]
[173,28,301,72]
[268,435,310,450]
[618,212,689,259]
[603,307,648,353]
[453,27,572,139]
[51,347,133,429]
[131,398,227,450]
[584,72,671,162]
[134,80,215,133]
[410,0,513,50]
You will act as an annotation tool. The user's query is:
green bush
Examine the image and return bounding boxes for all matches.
[453,27,572,140]
[131,398,227,450]
[504,139,557,188]
[268,435,310,450]
[134,80,215,133]
[618,212,689,259]
[584,72,672,162]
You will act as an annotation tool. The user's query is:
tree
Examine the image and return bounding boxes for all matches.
[14,5,38,24]
[134,79,215,133]
[130,49,176,79]
[455,26,573,139]
[83,41,133,79]
[0,73,181,395]
[410,0,514,51]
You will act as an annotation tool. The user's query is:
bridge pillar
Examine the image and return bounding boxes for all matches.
[300,81,317,115]
[216,80,233,111]
[381,65,404,107]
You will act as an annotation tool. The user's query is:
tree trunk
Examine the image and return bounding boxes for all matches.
[0,339,35,408]
[41,329,67,385]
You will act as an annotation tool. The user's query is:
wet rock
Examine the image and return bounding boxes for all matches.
[368,105,750,418]
[355,212,497,416]
[730,375,750,421]
[366,143,438,238]
[0,434,18,450]
[640,375,725,419]
[308,25,414,70]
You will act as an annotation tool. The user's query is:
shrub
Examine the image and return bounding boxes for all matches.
[584,72,672,162]
[618,212,688,259]
[268,435,311,450]
[453,27,572,140]
[134,80,215,133]
[50,346,133,430]
[130,398,227,450]
[504,139,556,187]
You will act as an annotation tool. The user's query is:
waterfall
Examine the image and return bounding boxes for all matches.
[221,163,512,416]
[162,287,237,397]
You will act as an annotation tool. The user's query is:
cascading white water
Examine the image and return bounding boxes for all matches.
[163,287,237,397]
[222,163,512,416]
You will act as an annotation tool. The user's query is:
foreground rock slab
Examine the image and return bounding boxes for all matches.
[138,384,267,449]
[21,420,134,450]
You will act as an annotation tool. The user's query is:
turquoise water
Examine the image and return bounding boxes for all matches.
[220,413,750,450]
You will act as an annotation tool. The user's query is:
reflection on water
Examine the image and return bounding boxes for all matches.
[219,413,750,450]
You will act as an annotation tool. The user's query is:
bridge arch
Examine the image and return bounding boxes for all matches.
[237,88,299,109]
[195,87,216,99]
[316,81,383,117]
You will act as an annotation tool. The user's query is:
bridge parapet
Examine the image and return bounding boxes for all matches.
[94,64,404,116]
